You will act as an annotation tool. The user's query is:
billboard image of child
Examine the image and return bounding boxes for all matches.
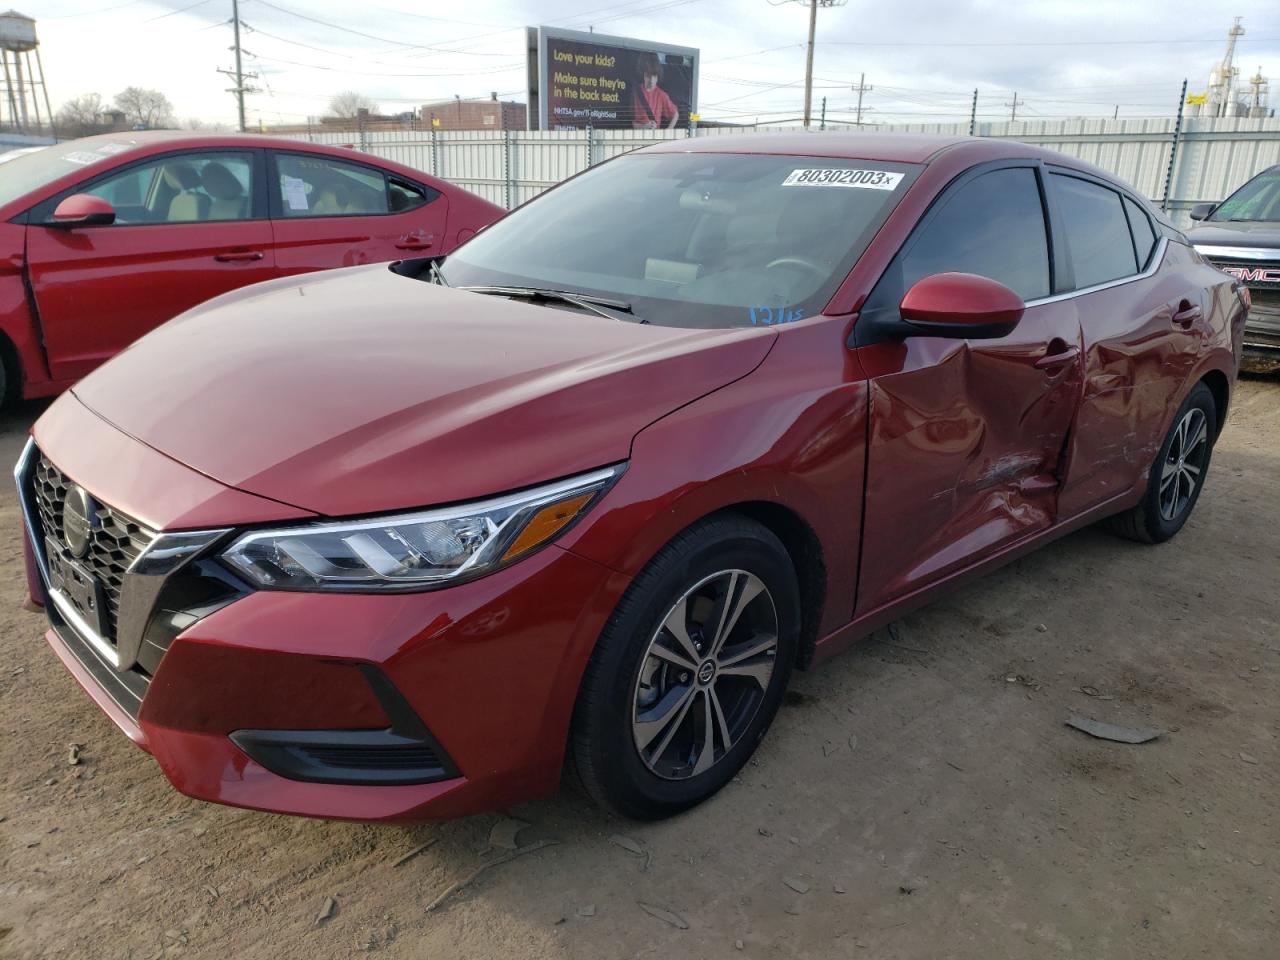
[632,52,680,130]
[535,27,698,131]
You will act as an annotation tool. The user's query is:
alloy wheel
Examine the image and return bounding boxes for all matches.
[631,569,779,780]
[1159,407,1209,522]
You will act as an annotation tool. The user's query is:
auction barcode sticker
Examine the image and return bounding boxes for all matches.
[782,168,903,190]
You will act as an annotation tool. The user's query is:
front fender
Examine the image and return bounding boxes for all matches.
[559,318,867,639]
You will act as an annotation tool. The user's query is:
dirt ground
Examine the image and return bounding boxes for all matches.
[1,375,1277,960]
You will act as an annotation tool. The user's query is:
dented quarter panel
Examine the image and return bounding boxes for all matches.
[1057,241,1237,517]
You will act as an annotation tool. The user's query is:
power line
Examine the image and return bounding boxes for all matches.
[245,24,522,73]
[250,0,514,54]
[144,0,220,21]
[247,51,523,79]
[44,0,149,18]
[819,35,1280,47]
[705,42,805,65]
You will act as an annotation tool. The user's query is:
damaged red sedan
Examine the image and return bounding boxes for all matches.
[19,134,1245,822]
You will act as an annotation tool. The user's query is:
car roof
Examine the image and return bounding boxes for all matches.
[643,132,974,163]
[65,129,365,155]
[641,131,1135,194]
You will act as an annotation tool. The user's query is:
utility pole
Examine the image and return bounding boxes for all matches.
[791,0,846,129]
[852,72,872,126]
[232,0,244,131]
[819,95,826,130]
[803,0,817,128]
[1004,91,1022,121]
[968,87,978,135]
[217,0,256,132]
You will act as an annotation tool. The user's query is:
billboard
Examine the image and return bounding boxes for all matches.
[526,26,699,131]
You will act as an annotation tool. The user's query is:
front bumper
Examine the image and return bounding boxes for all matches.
[21,400,626,822]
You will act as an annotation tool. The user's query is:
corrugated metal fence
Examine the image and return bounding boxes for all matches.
[279,117,1280,228]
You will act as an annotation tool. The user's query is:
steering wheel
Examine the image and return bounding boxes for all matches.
[765,256,826,280]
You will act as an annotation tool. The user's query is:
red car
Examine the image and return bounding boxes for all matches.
[0,132,504,401]
[18,134,1245,822]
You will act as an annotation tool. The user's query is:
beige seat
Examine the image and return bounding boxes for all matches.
[164,162,208,221]
[310,182,350,216]
[201,161,248,220]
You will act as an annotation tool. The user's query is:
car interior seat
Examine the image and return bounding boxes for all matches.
[201,162,248,220]
[164,162,208,221]
[309,181,352,216]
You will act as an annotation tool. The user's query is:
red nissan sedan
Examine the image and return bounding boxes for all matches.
[0,132,504,402]
[18,134,1245,822]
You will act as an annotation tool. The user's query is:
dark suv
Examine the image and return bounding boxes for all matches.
[1186,164,1280,369]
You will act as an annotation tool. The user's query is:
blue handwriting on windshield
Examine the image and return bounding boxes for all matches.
[749,306,804,326]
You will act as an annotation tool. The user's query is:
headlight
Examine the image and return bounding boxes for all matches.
[221,465,621,592]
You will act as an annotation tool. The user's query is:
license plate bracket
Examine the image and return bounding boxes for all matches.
[45,537,108,639]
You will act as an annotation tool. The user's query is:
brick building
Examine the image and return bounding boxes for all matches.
[420,94,526,131]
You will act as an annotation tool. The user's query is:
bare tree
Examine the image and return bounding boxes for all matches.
[182,117,232,132]
[56,93,105,138]
[113,87,175,129]
[327,90,377,119]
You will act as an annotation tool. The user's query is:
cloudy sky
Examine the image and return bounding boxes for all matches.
[32,0,1280,128]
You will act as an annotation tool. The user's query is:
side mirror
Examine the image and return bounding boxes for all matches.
[49,194,116,228]
[896,272,1025,339]
[1188,202,1216,222]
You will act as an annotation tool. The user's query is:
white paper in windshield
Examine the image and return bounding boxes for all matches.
[782,168,903,190]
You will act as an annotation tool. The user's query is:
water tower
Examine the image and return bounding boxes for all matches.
[0,11,52,135]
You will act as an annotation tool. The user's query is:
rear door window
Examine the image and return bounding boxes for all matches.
[274,153,438,218]
[276,154,384,217]
[388,179,430,213]
[1050,174,1139,289]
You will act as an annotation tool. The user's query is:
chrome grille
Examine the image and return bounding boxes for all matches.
[32,454,154,642]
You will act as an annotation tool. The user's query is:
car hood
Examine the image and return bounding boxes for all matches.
[72,265,775,517]
[1187,221,1280,251]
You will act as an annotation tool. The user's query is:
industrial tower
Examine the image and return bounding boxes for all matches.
[1192,17,1271,118]
[0,10,52,135]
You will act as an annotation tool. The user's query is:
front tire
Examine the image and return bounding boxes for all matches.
[1106,382,1217,544]
[570,515,799,820]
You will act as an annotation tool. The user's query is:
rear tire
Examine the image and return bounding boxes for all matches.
[570,514,799,820]
[1106,382,1216,544]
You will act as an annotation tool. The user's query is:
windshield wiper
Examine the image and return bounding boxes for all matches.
[428,258,449,287]
[459,285,644,323]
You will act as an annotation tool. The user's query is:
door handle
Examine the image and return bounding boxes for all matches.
[395,234,434,251]
[1172,300,1202,327]
[214,250,265,262]
[1034,344,1080,370]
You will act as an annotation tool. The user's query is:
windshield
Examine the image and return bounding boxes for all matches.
[0,137,139,210]
[440,152,920,328]
[1210,168,1280,222]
